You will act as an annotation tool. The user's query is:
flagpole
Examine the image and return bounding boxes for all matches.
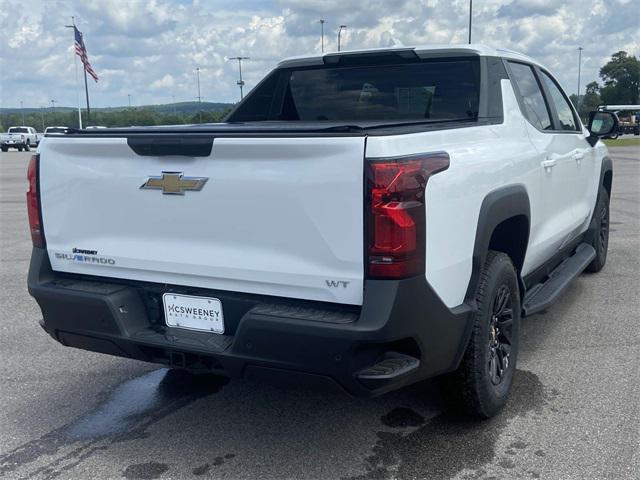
[66,17,83,129]
[83,63,91,124]
[74,55,83,128]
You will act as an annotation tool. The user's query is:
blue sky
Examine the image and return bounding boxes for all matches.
[1,0,638,108]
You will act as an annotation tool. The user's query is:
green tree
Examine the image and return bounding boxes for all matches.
[570,81,601,121]
[599,51,640,104]
[578,81,602,119]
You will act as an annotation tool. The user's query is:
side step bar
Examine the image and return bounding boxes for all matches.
[523,243,596,316]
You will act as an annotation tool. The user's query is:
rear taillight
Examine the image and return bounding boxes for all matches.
[367,152,449,279]
[27,154,45,248]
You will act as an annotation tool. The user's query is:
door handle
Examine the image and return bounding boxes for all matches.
[541,158,557,169]
[574,153,585,164]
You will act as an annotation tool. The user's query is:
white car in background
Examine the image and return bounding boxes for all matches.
[44,126,69,134]
[37,127,70,146]
[0,132,27,152]
[7,126,39,148]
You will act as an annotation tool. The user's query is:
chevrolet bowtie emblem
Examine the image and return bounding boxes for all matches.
[140,172,208,195]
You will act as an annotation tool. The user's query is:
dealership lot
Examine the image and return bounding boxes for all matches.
[0,148,638,479]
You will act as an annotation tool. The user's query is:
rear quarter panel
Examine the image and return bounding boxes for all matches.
[366,79,539,308]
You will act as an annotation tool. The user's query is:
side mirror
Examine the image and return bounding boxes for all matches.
[587,111,618,146]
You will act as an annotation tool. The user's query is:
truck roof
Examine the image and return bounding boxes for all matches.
[278,44,543,69]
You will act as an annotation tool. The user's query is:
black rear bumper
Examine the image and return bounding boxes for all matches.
[28,247,473,396]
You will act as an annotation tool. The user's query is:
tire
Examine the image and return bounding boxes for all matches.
[443,251,521,418]
[1,147,7,152]
[585,187,610,273]
[17,146,23,152]
[24,141,31,151]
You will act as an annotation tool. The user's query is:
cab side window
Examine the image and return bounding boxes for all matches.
[508,61,552,131]
[540,71,579,131]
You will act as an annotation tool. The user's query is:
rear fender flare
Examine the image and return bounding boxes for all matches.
[464,185,531,301]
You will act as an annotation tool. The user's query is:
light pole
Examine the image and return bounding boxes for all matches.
[40,107,45,131]
[468,0,473,44]
[127,94,131,108]
[20,100,25,125]
[320,19,325,53]
[196,67,203,123]
[577,47,583,111]
[337,25,347,52]
[172,95,176,115]
[228,57,250,101]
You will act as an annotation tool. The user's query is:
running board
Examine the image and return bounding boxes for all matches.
[523,243,596,316]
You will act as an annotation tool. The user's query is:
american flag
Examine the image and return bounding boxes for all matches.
[74,26,99,82]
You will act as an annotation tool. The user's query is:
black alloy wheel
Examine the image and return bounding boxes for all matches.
[442,250,521,418]
[488,284,514,386]
[586,187,610,273]
[597,200,609,257]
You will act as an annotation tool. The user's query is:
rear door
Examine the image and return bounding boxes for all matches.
[40,135,366,305]
[507,61,582,264]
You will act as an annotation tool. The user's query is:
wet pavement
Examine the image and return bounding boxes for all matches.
[1,147,639,479]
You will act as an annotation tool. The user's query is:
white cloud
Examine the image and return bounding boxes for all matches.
[0,0,638,108]
[150,73,176,90]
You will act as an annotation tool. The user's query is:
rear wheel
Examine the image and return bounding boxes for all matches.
[17,146,23,152]
[444,251,520,418]
[24,141,31,151]
[585,187,609,273]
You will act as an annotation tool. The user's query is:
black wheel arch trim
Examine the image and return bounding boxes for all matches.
[465,185,531,301]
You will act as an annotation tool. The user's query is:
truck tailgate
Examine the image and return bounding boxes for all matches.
[40,136,365,305]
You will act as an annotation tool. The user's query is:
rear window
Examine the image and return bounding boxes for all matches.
[230,59,480,123]
[507,62,552,130]
[9,127,28,133]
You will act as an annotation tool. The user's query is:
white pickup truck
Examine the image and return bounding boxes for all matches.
[28,45,617,418]
[6,126,39,150]
[1,132,27,152]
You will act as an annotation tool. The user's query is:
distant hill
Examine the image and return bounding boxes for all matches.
[0,101,234,115]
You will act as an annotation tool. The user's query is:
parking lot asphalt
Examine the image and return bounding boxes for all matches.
[0,146,638,480]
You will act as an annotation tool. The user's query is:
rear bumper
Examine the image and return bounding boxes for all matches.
[28,247,473,396]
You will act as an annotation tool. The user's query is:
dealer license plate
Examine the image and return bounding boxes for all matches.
[163,293,224,334]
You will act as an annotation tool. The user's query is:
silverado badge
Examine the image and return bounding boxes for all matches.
[140,172,208,195]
